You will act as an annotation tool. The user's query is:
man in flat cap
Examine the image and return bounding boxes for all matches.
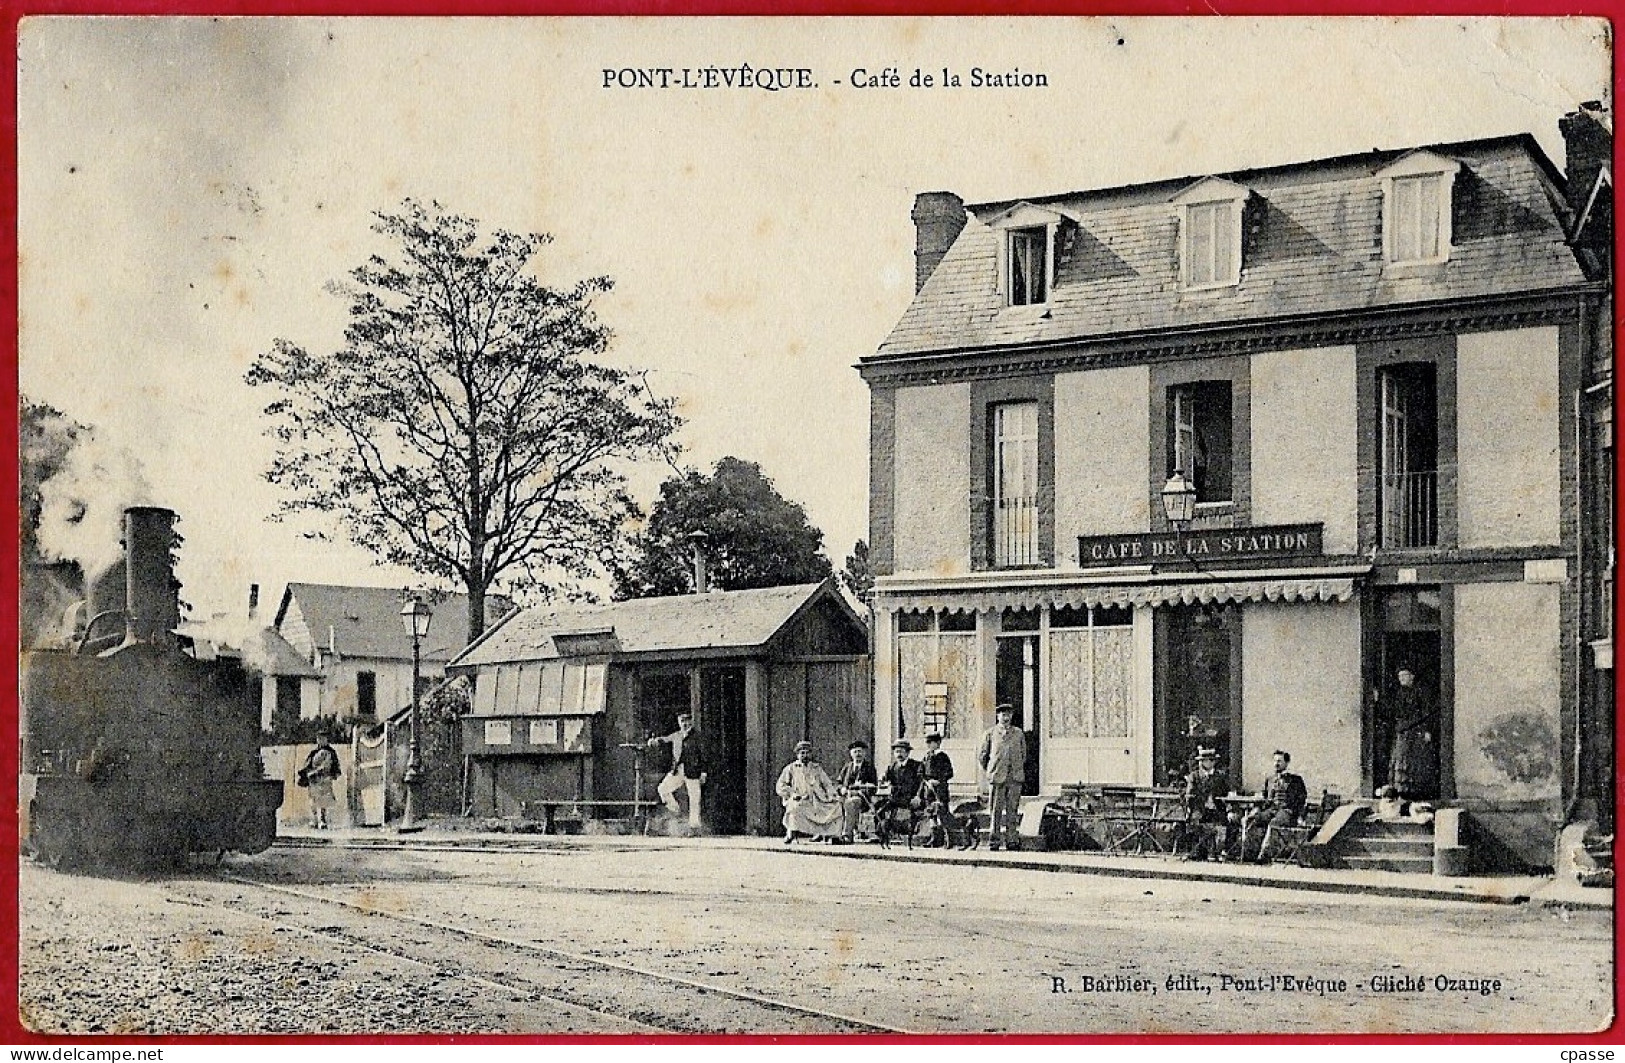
[978,703,1027,851]
[1238,749,1308,863]
[776,741,843,844]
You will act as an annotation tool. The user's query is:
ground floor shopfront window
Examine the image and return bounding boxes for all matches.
[893,605,1152,790]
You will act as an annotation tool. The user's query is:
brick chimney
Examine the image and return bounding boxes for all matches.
[1559,101,1612,228]
[912,191,967,293]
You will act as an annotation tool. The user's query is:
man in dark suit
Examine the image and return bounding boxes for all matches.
[836,740,879,843]
[647,711,709,831]
[1239,749,1309,862]
[874,739,926,842]
[920,733,964,849]
[1181,746,1229,860]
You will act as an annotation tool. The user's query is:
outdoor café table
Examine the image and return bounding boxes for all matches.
[1217,793,1264,858]
[1218,793,1264,817]
[1099,786,1187,855]
[1096,787,1141,854]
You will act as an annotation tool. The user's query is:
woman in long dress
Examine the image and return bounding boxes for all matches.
[776,741,844,843]
[1389,667,1438,800]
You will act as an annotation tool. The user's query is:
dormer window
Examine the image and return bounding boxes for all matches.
[1008,227,1048,305]
[1173,177,1248,290]
[1378,151,1459,265]
[987,202,1066,307]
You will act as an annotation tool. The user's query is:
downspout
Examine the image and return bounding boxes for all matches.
[1569,364,1584,825]
[1571,368,1615,825]
[1566,290,1595,825]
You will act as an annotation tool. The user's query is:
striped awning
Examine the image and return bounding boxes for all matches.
[876,577,1358,615]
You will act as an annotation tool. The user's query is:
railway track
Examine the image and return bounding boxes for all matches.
[184,869,913,1035]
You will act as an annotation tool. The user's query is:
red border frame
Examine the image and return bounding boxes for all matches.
[0,4,1618,1048]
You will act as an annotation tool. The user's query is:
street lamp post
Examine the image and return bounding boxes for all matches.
[399,594,434,832]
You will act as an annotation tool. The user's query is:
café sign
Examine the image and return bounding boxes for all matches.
[1077,523,1323,568]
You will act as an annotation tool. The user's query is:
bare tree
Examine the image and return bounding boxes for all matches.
[247,200,680,638]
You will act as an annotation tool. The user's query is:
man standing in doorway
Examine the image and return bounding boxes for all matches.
[648,711,708,833]
[978,703,1027,851]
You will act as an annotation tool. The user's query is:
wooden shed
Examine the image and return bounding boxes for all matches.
[446,579,871,834]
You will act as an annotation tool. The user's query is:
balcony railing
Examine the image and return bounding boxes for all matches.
[995,496,1039,566]
[1381,470,1438,548]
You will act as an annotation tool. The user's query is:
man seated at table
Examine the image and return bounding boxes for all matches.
[836,740,880,843]
[1238,749,1309,863]
[873,739,925,838]
[1181,747,1231,860]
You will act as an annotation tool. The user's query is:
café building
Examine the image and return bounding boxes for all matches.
[860,127,1610,867]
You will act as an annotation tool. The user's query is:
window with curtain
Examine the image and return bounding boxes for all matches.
[1386,173,1445,262]
[1047,607,1134,739]
[897,611,976,739]
[1168,381,1233,504]
[1007,226,1049,305]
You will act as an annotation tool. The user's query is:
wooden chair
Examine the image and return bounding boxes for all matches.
[1268,790,1340,865]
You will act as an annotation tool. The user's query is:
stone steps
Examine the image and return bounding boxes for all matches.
[1335,816,1436,874]
[1343,853,1437,873]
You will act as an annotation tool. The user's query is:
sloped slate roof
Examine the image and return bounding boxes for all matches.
[873,136,1588,361]
[279,583,508,662]
[253,626,321,677]
[451,581,840,668]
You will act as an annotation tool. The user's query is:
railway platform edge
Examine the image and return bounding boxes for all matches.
[271,824,1612,911]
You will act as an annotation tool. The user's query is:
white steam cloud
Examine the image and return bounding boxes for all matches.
[35,434,154,582]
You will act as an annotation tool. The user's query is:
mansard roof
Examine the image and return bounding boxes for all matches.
[871,135,1588,363]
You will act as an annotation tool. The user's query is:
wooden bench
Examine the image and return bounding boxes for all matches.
[523,799,653,835]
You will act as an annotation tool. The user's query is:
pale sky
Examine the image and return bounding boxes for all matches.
[17,16,1610,621]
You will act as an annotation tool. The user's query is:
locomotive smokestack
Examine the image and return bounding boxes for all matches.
[123,506,180,646]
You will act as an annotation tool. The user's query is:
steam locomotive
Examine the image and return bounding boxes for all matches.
[21,507,282,867]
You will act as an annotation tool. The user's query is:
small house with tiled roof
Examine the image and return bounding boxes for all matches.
[862,115,1612,870]
[447,578,871,834]
[274,583,510,723]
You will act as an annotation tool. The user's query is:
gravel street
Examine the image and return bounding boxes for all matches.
[16,839,1615,1035]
